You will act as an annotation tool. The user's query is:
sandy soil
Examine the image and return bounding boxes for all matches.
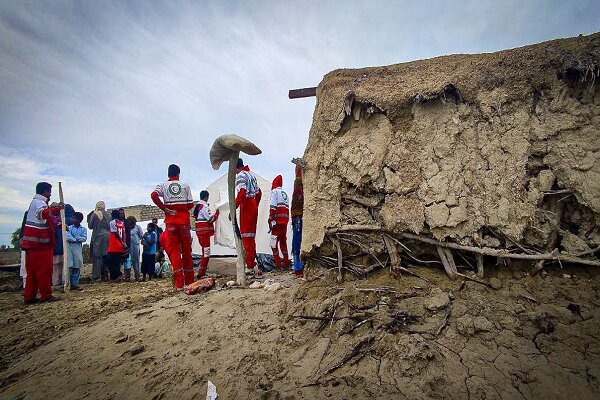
[1,259,599,399]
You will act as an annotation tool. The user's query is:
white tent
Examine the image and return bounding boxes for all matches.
[192,172,292,256]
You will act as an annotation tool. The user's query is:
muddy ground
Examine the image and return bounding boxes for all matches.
[0,260,599,399]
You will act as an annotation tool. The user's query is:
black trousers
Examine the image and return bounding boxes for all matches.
[103,253,122,280]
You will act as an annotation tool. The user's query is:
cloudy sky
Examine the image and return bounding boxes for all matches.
[0,0,598,245]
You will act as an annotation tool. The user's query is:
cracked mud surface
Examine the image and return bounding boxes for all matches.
[1,263,599,399]
[302,33,600,255]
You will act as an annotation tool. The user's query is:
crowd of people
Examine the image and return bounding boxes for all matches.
[19,159,304,303]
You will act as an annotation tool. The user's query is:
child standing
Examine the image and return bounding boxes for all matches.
[141,223,157,281]
[66,212,87,290]
[105,209,126,281]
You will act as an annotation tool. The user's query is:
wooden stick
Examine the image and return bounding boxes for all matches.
[59,182,70,292]
[326,225,600,266]
[342,194,381,208]
[330,235,344,283]
[476,254,484,278]
[455,272,494,288]
[435,308,451,336]
[383,234,401,276]
[228,152,247,286]
[437,246,458,280]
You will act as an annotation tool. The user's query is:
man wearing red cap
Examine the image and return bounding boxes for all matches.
[151,164,194,289]
[235,158,262,275]
[269,175,290,269]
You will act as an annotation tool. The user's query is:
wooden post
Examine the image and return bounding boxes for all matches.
[476,254,484,278]
[59,182,70,291]
[383,234,401,276]
[228,153,247,286]
[330,235,343,283]
[437,246,458,280]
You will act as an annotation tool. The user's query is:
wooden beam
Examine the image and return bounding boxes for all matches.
[289,87,317,99]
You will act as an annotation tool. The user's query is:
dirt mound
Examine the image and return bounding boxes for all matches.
[301,33,600,263]
[1,264,599,399]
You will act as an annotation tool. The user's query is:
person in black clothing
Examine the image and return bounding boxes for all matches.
[151,217,164,262]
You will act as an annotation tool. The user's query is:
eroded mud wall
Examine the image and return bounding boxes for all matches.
[302,33,600,256]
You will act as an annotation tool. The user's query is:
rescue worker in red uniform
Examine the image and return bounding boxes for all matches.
[151,164,194,290]
[269,175,291,269]
[235,158,262,275]
[194,190,220,278]
[21,182,63,304]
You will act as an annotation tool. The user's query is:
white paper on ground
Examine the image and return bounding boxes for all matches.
[206,380,218,400]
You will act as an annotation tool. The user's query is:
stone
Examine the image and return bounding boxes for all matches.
[473,316,494,332]
[456,316,475,336]
[425,288,450,311]
[115,335,128,344]
[128,343,145,356]
[489,278,502,290]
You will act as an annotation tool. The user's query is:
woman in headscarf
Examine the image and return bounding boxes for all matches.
[87,201,111,282]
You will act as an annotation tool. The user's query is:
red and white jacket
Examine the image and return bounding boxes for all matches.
[235,166,262,207]
[194,200,219,237]
[269,175,289,227]
[151,176,194,225]
[108,219,126,254]
[21,194,59,250]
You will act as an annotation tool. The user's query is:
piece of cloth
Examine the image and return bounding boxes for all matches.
[87,208,110,280]
[108,219,126,253]
[291,166,304,218]
[52,254,63,286]
[24,247,53,302]
[151,177,194,225]
[292,216,304,272]
[141,253,156,276]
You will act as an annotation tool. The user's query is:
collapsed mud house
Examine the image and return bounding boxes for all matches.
[301,33,600,279]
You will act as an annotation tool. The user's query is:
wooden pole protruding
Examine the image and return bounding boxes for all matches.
[288,87,317,99]
[228,153,247,286]
[59,182,69,291]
